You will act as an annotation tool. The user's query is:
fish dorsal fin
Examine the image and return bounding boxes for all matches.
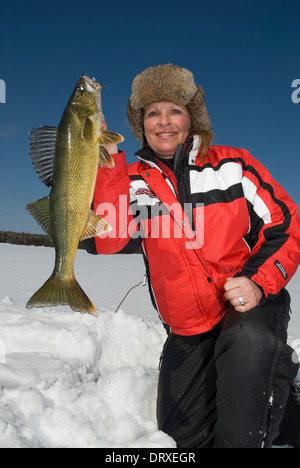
[29,126,57,187]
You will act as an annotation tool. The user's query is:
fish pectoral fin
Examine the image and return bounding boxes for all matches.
[25,196,52,239]
[97,130,124,146]
[82,115,100,141]
[80,210,112,241]
[99,146,115,168]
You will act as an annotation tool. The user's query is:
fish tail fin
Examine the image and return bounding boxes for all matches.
[26,276,98,316]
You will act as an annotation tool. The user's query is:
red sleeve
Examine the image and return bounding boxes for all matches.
[90,151,140,254]
[240,150,300,297]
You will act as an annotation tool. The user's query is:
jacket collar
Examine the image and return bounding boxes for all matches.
[135,136,201,169]
[135,147,160,169]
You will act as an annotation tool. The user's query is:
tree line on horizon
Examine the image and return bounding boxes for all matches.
[0,230,55,247]
[0,231,142,253]
[0,231,89,249]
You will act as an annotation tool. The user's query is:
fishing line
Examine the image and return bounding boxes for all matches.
[115,274,147,313]
[101,83,127,113]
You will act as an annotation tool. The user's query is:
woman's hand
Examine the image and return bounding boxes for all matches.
[100,119,119,155]
[224,277,263,313]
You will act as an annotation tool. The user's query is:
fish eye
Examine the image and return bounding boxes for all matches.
[77,85,84,92]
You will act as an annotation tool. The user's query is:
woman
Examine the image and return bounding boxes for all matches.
[83,64,300,448]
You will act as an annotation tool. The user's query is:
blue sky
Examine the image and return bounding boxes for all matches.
[0,0,299,234]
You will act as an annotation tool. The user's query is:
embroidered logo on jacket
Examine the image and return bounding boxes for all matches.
[135,188,156,198]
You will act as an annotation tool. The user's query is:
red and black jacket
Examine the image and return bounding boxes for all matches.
[83,137,300,335]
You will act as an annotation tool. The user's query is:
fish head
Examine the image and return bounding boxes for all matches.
[69,75,102,118]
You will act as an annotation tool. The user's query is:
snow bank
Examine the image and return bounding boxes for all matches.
[0,244,174,448]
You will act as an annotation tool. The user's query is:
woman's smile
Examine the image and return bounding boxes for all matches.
[143,101,191,158]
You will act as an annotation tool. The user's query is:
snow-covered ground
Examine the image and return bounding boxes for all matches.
[0,243,299,448]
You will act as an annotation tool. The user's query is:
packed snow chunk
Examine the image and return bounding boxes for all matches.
[2,296,14,305]
[0,352,70,389]
[96,309,166,374]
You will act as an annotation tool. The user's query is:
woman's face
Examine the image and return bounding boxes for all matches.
[143,102,191,158]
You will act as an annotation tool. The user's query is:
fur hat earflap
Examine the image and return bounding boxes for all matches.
[128,63,211,144]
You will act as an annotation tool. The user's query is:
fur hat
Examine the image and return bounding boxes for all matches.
[128,63,211,144]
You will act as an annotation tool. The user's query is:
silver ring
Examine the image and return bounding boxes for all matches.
[238,297,245,306]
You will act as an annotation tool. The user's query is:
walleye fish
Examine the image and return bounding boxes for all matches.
[26,74,123,315]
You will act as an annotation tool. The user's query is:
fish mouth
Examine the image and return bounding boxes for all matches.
[80,75,102,111]
[81,75,102,93]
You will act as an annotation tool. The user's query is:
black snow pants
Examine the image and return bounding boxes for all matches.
[157,289,300,448]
